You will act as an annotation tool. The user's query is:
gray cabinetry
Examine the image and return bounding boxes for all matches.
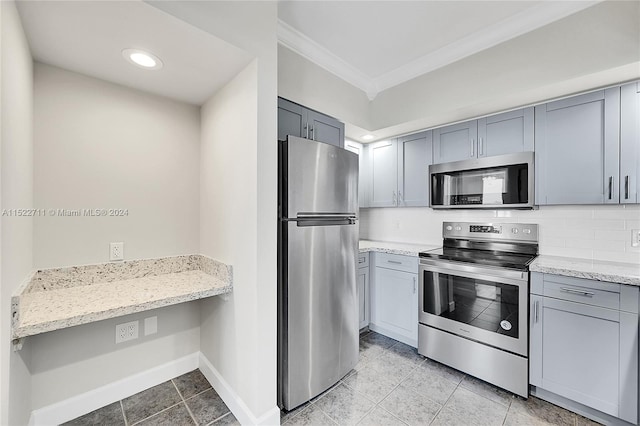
[370,252,418,347]
[433,108,533,164]
[345,140,369,208]
[535,89,621,205]
[621,81,640,204]
[530,273,639,424]
[366,131,432,208]
[277,97,345,148]
[369,139,398,207]
[398,131,432,207]
[433,120,477,163]
[357,252,370,330]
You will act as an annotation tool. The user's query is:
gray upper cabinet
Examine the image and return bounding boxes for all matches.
[277,97,345,148]
[535,88,620,205]
[433,120,477,163]
[477,108,534,158]
[620,81,640,204]
[345,140,369,208]
[369,139,398,207]
[278,98,305,141]
[397,131,432,207]
[433,107,533,164]
[366,131,432,208]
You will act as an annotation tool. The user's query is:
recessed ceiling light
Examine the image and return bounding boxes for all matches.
[361,134,374,141]
[122,48,163,70]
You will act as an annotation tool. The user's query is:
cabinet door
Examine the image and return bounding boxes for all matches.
[620,82,639,204]
[477,107,533,157]
[357,268,369,329]
[433,120,478,163]
[307,110,344,148]
[345,140,368,208]
[535,88,620,205]
[278,98,306,141]
[371,266,418,346]
[538,297,620,417]
[397,131,432,207]
[369,140,398,207]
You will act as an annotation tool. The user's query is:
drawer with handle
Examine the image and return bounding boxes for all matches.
[542,275,620,310]
[375,252,418,273]
[358,252,369,269]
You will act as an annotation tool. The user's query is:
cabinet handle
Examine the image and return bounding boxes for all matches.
[392,191,397,206]
[413,276,417,294]
[310,126,315,140]
[398,190,403,205]
[479,137,483,156]
[470,139,475,157]
[534,300,539,323]
[625,175,630,200]
[608,176,613,200]
[304,123,308,139]
[387,260,402,265]
[560,287,595,297]
[358,257,365,264]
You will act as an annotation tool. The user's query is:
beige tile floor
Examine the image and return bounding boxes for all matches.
[281,331,601,426]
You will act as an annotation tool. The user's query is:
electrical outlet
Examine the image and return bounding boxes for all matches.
[115,320,138,344]
[110,242,124,261]
[632,229,640,248]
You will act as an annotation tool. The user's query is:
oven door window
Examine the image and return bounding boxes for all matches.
[424,272,519,339]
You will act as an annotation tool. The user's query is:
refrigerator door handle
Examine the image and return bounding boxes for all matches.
[289,216,357,227]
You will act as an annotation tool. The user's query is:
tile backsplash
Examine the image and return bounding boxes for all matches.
[359,204,640,264]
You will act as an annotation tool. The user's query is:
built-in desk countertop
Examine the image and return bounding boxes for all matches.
[11,255,233,343]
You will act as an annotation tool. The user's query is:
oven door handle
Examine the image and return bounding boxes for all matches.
[419,261,527,284]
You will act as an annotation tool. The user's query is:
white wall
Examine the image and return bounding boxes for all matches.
[360,205,640,264]
[29,304,201,409]
[0,1,34,424]
[33,63,201,269]
[148,1,279,421]
[29,63,203,414]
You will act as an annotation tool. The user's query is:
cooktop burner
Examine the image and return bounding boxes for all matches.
[419,221,539,271]
[419,247,537,271]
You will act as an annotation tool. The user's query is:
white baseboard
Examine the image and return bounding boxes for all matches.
[28,352,199,426]
[198,353,281,426]
[369,323,417,348]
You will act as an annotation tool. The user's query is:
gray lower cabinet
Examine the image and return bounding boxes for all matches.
[366,131,432,208]
[621,81,640,204]
[369,252,418,347]
[535,88,621,205]
[277,97,345,148]
[530,273,639,424]
[357,252,370,330]
[432,107,533,164]
[345,140,369,208]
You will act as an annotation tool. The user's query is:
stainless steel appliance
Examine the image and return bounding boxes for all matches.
[277,135,359,411]
[418,222,538,397]
[429,152,534,209]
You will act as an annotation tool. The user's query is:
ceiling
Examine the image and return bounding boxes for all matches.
[278,0,602,99]
[17,1,254,106]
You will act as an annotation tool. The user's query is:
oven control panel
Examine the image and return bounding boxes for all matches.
[469,225,501,233]
[443,222,539,242]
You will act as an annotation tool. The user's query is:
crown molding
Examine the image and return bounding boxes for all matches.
[277,20,378,100]
[277,1,602,100]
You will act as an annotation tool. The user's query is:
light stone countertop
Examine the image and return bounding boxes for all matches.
[530,255,640,286]
[359,240,440,257]
[12,255,232,340]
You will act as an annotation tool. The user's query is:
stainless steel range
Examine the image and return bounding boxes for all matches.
[418,222,538,398]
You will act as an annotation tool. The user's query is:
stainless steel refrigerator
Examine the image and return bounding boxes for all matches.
[278,135,359,411]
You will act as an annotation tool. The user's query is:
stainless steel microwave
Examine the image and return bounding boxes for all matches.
[429,152,535,209]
